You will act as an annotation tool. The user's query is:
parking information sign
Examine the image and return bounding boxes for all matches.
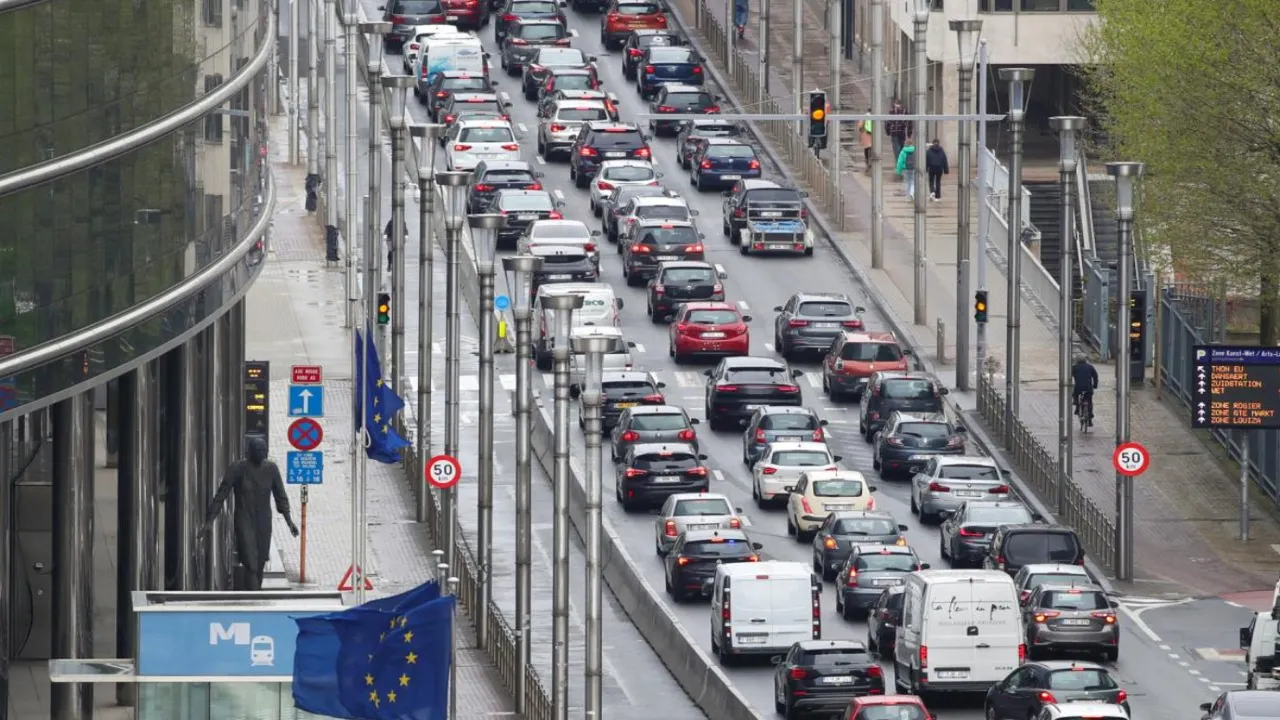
[1191,345,1280,429]
[287,451,324,485]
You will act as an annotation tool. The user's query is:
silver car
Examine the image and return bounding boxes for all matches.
[616,195,695,245]
[589,160,661,216]
[569,326,635,389]
[751,441,841,509]
[538,100,611,160]
[654,492,744,555]
[909,455,1007,523]
[610,405,700,460]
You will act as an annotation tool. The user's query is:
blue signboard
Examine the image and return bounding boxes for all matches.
[137,609,330,677]
[287,451,324,485]
[0,379,17,411]
[288,384,325,417]
[495,295,511,311]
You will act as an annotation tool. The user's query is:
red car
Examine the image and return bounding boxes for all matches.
[841,694,934,720]
[668,302,751,363]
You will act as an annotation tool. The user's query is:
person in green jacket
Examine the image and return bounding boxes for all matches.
[895,136,917,200]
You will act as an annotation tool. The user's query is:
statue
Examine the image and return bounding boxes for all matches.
[206,437,300,590]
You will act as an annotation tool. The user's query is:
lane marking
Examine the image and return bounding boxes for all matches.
[1210,686,1221,692]
[459,375,480,393]
[1189,669,1202,675]
[1159,644,1172,651]
[517,123,528,134]
[1169,653,1181,659]
[1270,543,1280,556]
[536,154,546,165]
[554,189,566,202]
[499,374,517,392]
[1225,600,1244,608]
[714,263,727,276]
[1179,661,1191,667]
[712,469,725,483]
[1116,603,1163,643]
[737,300,750,311]
[632,342,646,353]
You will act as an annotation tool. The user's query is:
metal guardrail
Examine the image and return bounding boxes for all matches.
[975,373,1116,575]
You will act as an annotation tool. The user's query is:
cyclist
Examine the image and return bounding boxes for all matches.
[1072,355,1099,419]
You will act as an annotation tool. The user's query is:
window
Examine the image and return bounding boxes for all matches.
[203,195,224,233]
[603,381,654,396]
[894,422,951,439]
[760,413,818,430]
[799,301,853,317]
[202,0,223,26]
[965,506,1033,524]
[638,226,698,245]
[797,647,872,666]
[770,451,831,466]
[203,75,224,142]
[856,705,927,720]
[1045,669,1117,691]
[855,553,917,572]
[673,498,731,516]
[706,143,756,157]
[558,107,608,122]
[517,23,565,40]
[459,126,515,143]
[833,518,896,536]
[980,0,1093,9]
[633,452,700,471]
[633,205,689,221]
[617,1,661,13]
[1003,532,1081,564]
[811,479,865,497]
[497,194,554,211]
[629,413,688,431]
[840,342,903,362]
[724,367,789,384]
[937,464,1001,480]
[685,309,740,325]
[681,539,753,557]
[881,379,934,399]
[648,47,695,63]
[1040,589,1109,611]
[602,164,656,182]
[660,267,715,284]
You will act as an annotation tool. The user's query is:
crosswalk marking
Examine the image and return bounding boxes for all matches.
[674,371,703,388]
[803,371,823,389]
[459,375,480,393]
[499,374,517,392]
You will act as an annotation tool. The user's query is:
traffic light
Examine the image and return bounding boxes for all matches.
[974,290,988,323]
[377,292,391,325]
[807,91,828,147]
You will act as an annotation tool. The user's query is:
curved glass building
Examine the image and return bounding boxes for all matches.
[0,0,274,714]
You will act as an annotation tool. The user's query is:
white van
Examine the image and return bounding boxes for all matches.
[533,283,622,370]
[707,561,820,665]
[422,35,488,82]
[894,569,1023,696]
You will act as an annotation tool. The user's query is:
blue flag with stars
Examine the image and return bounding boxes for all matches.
[292,580,454,720]
[355,324,412,464]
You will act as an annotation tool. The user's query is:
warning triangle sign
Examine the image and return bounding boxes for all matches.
[337,565,374,591]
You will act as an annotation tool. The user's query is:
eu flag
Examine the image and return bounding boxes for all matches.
[355,324,412,464]
[293,581,454,720]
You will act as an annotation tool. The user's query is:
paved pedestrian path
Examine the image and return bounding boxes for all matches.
[671,0,1280,595]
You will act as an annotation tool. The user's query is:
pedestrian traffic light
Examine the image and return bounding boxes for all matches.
[808,91,827,139]
[974,290,988,323]
[377,293,391,325]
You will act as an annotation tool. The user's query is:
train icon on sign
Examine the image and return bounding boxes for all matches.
[209,622,276,667]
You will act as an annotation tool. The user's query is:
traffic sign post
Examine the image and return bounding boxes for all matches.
[426,454,461,489]
[288,418,324,451]
[286,364,325,581]
[288,385,325,417]
[1191,345,1280,429]
[495,295,511,311]
[1112,442,1149,477]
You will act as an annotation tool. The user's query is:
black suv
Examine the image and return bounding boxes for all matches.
[622,223,705,286]
[382,0,450,49]
[703,356,804,430]
[664,529,761,601]
[867,585,905,655]
[645,260,723,317]
[570,122,652,188]
[773,292,865,360]
[467,160,543,213]
[984,524,1086,576]
[485,189,561,248]
[615,442,710,511]
[773,640,885,718]
[677,118,743,168]
[721,179,806,241]
[939,499,1038,568]
[858,371,947,441]
[622,29,681,79]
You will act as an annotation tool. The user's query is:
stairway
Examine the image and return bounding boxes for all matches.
[1087,180,1121,270]
[1026,181,1065,292]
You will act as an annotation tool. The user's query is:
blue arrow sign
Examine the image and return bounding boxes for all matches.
[495,295,511,311]
[288,385,324,417]
[286,451,324,485]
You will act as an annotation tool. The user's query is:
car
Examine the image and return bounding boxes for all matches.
[668,301,751,362]
[690,138,761,191]
[1013,563,1094,605]
[535,68,604,106]
[1038,703,1130,720]
[858,371,948,441]
[822,331,910,401]
[615,442,710,511]
[622,29,681,79]
[517,218,600,257]
[742,405,828,467]
[773,640,886,719]
[382,0,453,50]
[443,118,519,171]
[521,46,595,100]
[611,404,699,460]
[539,100,612,160]
[484,189,561,248]
[1023,584,1119,661]
[440,0,492,29]
[569,122,652,188]
[704,356,804,431]
[811,511,910,582]
[676,118,743,168]
[843,695,934,720]
[786,470,878,541]
[537,88,621,122]
[836,545,927,621]
[939,500,1038,569]
[721,178,807,242]
[494,0,567,45]
[600,0,668,49]
[874,411,968,480]
[752,441,841,509]
[499,18,571,74]
[403,25,467,72]
[466,160,543,213]
[772,292,866,360]
[569,327,637,391]
[984,524,1087,576]
[1201,690,1280,720]
[417,70,494,113]
[638,48,706,102]
[866,585,905,656]
[616,194,694,246]
[578,368,663,429]
[626,225,708,287]
[589,160,661,216]
[984,662,1130,718]
[603,185,670,241]
[439,92,510,127]
[654,492,744,555]
[665,528,761,601]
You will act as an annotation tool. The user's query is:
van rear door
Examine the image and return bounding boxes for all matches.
[769,576,814,648]
[925,582,1020,686]
[729,576,772,650]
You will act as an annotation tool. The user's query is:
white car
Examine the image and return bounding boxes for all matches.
[752,441,841,509]
[538,100,612,161]
[444,119,520,171]
[517,219,599,259]
[404,25,468,73]
[617,195,694,245]
[589,160,661,216]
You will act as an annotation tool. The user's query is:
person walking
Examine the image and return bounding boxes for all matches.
[858,112,874,173]
[734,0,748,38]
[925,138,949,201]
[886,98,909,159]
[895,136,917,201]
[205,437,300,591]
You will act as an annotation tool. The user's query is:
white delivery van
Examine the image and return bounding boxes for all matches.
[422,35,488,83]
[533,283,622,370]
[1241,609,1280,689]
[894,569,1023,697]
[707,561,820,665]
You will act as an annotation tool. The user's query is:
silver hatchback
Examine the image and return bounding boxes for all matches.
[910,455,1008,523]
[653,492,744,555]
[538,100,611,160]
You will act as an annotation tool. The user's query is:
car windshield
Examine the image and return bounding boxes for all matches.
[895,422,951,439]
[797,648,872,667]
[880,379,934,399]
[460,126,515,143]
[558,107,609,121]
[513,0,559,10]
[686,309,739,325]
[1041,589,1109,611]
[638,34,674,48]
[517,23,564,39]
[673,498,731,516]
[634,452,699,471]
[648,47,694,63]
[682,539,753,557]
[1005,533,1081,563]
[499,194,554,210]
[938,464,999,480]
[629,413,687,431]
[443,77,488,91]
[724,367,790,384]
[451,98,501,113]
[746,188,800,203]
[397,0,443,11]
[760,414,817,430]
[659,268,713,285]
[553,74,594,90]
[592,130,645,148]
[640,226,698,245]
[539,48,586,65]
[833,518,897,536]
[797,300,851,316]
[634,204,689,220]
[603,381,653,396]
[965,506,1032,524]
[771,450,830,467]
[840,342,904,362]
[1045,669,1117,691]
[812,479,864,497]
[617,1,661,13]
[855,554,917,572]
[480,169,535,184]
[857,705,927,720]
[707,144,755,158]
[604,165,656,181]
[1028,573,1090,590]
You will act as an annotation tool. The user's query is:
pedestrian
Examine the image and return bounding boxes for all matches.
[205,437,300,591]
[384,219,395,269]
[886,98,909,159]
[858,111,874,173]
[734,0,748,39]
[925,138,949,201]
[895,136,917,201]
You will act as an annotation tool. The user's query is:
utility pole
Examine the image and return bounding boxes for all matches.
[1000,67,1034,446]
[1051,116,1087,515]
[951,19,981,391]
[911,0,928,326]
[1108,160,1143,582]
[869,0,885,269]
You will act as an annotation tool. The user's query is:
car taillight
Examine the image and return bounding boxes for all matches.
[548,211,563,219]
[1116,690,1127,704]
[811,428,824,441]
[717,385,739,391]
[885,436,904,447]
[686,467,708,476]
[788,319,809,327]
[800,497,813,514]
[628,48,643,56]
[824,537,837,550]
[867,666,883,679]
[692,65,703,74]
[996,554,1005,568]
[866,496,876,510]
[584,243,596,252]
[989,485,1010,494]
[687,244,705,253]
[648,68,660,76]
[391,14,407,22]
[1037,692,1056,703]
[789,668,807,680]
[596,180,614,190]
[624,468,647,478]
[635,146,651,158]
[919,645,928,668]
[545,80,553,90]
[664,520,678,537]
[444,114,457,123]
[620,430,639,442]
[501,143,520,151]
[1033,611,1060,622]
[525,183,543,190]
[748,159,760,169]
[1020,590,1031,604]
[473,183,494,192]
[677,429,696,441]
[1018,643,1026,664]
[779,385,799,393]
[642,394,664,403]
[958,527,984,537]
[607,11,620,21]
[842,320,863,328]
[453,144,472,151]
[733,207,745,217]
[509,38,528,45]
[846,569,858,586]
[502,12,517,20]
[928,482,951,492]
[676,556,691,565]
[762,467,777,475]
[754,429,766,442]
[554,38,571,45]
[580,147,598,156]
[528,64,544,72]
[946,435,965,448]
[436,91,449,97]
[700,160,712,169]
[1092,611,1117,624]
[633,244,652,254]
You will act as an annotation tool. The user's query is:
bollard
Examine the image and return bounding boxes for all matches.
[936,318,947,365]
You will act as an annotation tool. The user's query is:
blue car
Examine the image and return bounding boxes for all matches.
[689,138,760,191]
[637,46,705,99]
[647,84,718,136]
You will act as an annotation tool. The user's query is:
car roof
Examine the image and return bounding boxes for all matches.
[627,404,686,415]
[1000,523,1077,535]
[1042,703,1128,719]
[933,456,997,468]
[705,138,749,146]
[840,330,898,343]
[632,195,688,207]
[871,371,936,384]
[598,159,654,168]
[851,544,915,556]
[556,89,607,98]
[660,84,705,94]
[757,405,817,416]
[795,639,867,652]
[476,160,531,171]
[960,499,1029,511]
[830,510,896,521]
[601,370,654,383]
[630,442,699,454]
[531,219,590,232]
[853,696,927,708]
[1036,583,1104,594]
[550,67,593,75]
[437,70,483,78]
[723,355,787,369]
[681,528,750,543]
[554,100,609,111]
[1021,563,1090,574]
[1032,660,1109,672]
[513,16,564,24]
[765,441,831,453]
[794,291,852,302]
[656,259,712,269]
[629,28,676,36]
[799,469,866,483]
[494,189,552,199]
[677,301,738,313]
[536,281,602,294]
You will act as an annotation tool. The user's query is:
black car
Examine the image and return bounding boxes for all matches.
[638,47,706,101]
[872,411,967,477]
[836,545,927,620]
[703,356,803,430]
[664,529,760,601]
[466,160,543,213]
[417,71,494,116]
[643,259,721,314]
[623,224,706,286]
[622,29,681,79]
[773,292,866,360]
[588,370,667,429]
[810,511,909,581]
[984,524,1086,576]
[985,662,1130,719]
[382,0,451,49]
[773,640,886,719]
[742,406,828,466]
[866,585,905,655]
[721,178,806,241]
[858,372,947,441]
[485,189,561,247]
[940,500,1038,569]
[499,18,572,74]
[529,244,598,288]
[439,92,510,128]
[521,47,595,100]
[615,442,710,511]
[676,118,743,168]
[603,185,669,241]
[647,83,717,135]
[569,122,652,188]
[494,0,567,44]
[611,404,699,460]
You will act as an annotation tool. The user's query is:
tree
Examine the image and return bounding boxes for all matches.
[1079,0,1280,345]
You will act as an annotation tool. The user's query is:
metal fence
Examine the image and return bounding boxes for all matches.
[977,148,1059,327]
[975,373,1117,574]
[1080,256,1113,358]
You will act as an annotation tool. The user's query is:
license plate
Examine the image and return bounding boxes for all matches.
[910,454,931,460]
[825,504,852,511]
[546,274,571,280]
[814,322,839,328]
[936,670,968,679]
[955,491,982,498]
[761,211,782,217]
[744,404,764,410]
[1061,619,1091,626]
[821,676,853,684]
[702,332,725,338]
[720,174,740,180]
[605,151,626,158]
[689,523,718,530]
[615,402,637,408]
[656,255,678,261]
[651,475,682,483]
[768,244,790,250]
[874,578,903,586]
[518,214,538,220]
[736,636,767,645]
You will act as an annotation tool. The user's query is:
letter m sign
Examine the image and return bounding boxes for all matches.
[209,622,252,646]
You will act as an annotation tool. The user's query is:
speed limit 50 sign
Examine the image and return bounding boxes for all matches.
[426,454,462,489]
[1112,442,1150,477]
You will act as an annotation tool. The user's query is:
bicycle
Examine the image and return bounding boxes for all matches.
[1075,392,1093,433]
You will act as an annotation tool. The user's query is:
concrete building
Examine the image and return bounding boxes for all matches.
[0,0,274,715]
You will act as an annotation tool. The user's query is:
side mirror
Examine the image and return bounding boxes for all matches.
[690,209,700,216]
[1240,626,1252,648]
[791,369,803,378]
[698,454,708,460]
[819,419,829,426]
[663,314,676,322]
[956,426,968,433]
[534,171,546,178]
[833,455,843,462]
[854,306,866,313]
[504,101,514,108]
[656,381,667,388]
[898,524,910,532]
[721,189,732,196]
[701,579,715,597]
[569,385,581,399]
[753,541,764,550]
[483,52,491,59]
[938,510,953,520]
[491,80,500,87]
[591,229,603,236]
[920,563,931,569]
[1110,599,1120,609]
[658,172,667,179]
[902,348,914,356]
[773,305,784,312]
[1200,704,1213,713]
[868,485,878,492]
[770,655,783,665]
[556,201,566,208]
[703,369,713,377]
[783,486,795,493]
[615,298,625,309]
[627,341,637,348]
[741,314,752,322]
[689,418,701,425]
[570,28,580,36]
[378,4,385,8]
[939,387,950,395]
[588,55,598,62]
[1031,512,1044,522]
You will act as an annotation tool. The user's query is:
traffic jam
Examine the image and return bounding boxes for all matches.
[387,2,1136,718]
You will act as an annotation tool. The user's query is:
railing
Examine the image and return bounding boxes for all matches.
[975,373,1117,575]
[978,148,1061,327]
[1075,152,1096,260]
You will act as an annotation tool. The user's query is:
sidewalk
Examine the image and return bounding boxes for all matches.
[671,0,1280,596]
[257,121,516,716]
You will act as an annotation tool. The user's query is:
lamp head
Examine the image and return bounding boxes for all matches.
[1048,116,1087,168]
[382,75,414,129]
[949,19,983,71]
[570,333,621,356]
[468,213,507,266]
[502,255,545,316]
[1106,162,1144,218]
[435,170,472,220]
[540,292,585,311]
[410,123,446,141]
[359,22,392,69]
[998,67,1035,119]
[912,0,930,21]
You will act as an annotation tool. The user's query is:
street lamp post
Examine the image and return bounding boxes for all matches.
[356,23,390,338]
[1050,116,1087,515]
[382,74,414,396]
[410,123,444,523]
[999,67,1035,446]
[365,37,386,356]
[502,253,543,714]
[950,18,982,391]
[323,0,338,236]
[435,169,472,575]
[1107,160,1142,582]
[911,0,929,326]
[869,0,885,268]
